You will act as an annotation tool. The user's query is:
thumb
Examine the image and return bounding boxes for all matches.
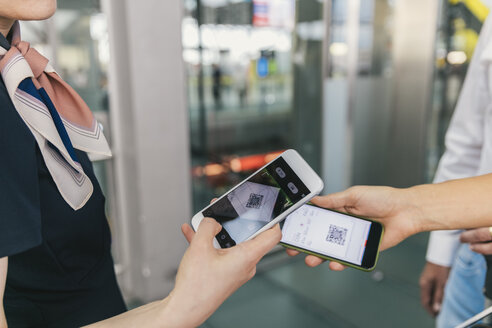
[193,218,222,248]
[240,225,282,262]
[311,189,357,211]
[432,283,444,314]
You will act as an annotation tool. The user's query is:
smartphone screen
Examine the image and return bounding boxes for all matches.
[202,157,311,247]
[281,204,382,269]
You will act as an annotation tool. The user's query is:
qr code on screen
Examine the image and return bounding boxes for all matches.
[326,224,348,246]
[246,193,264,209]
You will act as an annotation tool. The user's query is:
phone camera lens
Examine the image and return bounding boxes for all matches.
[216,228,236,248]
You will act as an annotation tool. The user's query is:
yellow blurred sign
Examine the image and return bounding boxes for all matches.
[449,0,490,22]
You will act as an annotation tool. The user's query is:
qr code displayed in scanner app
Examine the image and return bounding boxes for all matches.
[246,193,264,209]
[326,224,348,246]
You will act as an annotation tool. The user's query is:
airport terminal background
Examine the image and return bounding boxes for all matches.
[21,0,492,327]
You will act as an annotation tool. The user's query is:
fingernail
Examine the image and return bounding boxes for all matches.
[433,303,441,312]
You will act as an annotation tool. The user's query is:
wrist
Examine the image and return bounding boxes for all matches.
[426,261,451,269]
[398,185,428,235]
[408,183,457,232]
[159,289,197,328]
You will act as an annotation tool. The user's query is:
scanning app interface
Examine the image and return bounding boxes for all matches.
[281,204,372,265]
[203,157,310,247]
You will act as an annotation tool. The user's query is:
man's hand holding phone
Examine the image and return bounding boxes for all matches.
[164,218,281,328]
[286,187,421,271]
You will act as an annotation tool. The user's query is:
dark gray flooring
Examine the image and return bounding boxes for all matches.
[201,232,434,328]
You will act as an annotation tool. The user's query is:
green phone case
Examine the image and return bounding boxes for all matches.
[280,208,385,272]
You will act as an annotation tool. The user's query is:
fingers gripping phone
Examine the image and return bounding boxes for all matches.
[191,150,324,248]
[281,204,384,271]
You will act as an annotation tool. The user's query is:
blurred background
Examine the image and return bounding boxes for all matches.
[21,0,492,326]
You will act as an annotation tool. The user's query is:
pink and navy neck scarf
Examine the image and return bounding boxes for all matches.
[0,21,112,210]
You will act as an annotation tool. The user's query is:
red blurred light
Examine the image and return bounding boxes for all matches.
[192,150,285,178]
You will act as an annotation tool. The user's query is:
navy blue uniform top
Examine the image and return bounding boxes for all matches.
[0,33,126,327]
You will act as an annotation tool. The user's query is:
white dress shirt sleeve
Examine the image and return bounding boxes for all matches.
[425,17,492,267]
[426,230,462,267]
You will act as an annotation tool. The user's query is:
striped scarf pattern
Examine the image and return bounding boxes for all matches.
[0,22,111,210]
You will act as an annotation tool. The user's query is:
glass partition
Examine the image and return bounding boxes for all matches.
[426,0,489,181]
[183,0,323,212]
[322,0,397,191]
[351,0,396,186]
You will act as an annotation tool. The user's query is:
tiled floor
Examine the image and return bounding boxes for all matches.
[201,232,434,328]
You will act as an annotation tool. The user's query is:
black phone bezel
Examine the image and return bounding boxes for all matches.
[360,221,383,269]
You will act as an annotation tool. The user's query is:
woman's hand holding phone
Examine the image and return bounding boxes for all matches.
[85,214,280,328]
[163,218,281,328]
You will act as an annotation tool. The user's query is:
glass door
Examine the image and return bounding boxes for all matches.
[182,0,324,212]
[426,0,489,181]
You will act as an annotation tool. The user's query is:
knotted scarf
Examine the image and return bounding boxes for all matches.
[0,21,112,210]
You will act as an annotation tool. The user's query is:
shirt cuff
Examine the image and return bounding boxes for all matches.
[425,230,462,267]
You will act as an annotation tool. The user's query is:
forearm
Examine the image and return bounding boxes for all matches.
[408,173,492,232]
[0,257,7,328]
[0,301,5,328]
[0,307,5,328]
[84,298,173,328]
[83,293,198,328]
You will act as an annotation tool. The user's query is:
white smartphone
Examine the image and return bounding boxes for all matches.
[191,149,324,248]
